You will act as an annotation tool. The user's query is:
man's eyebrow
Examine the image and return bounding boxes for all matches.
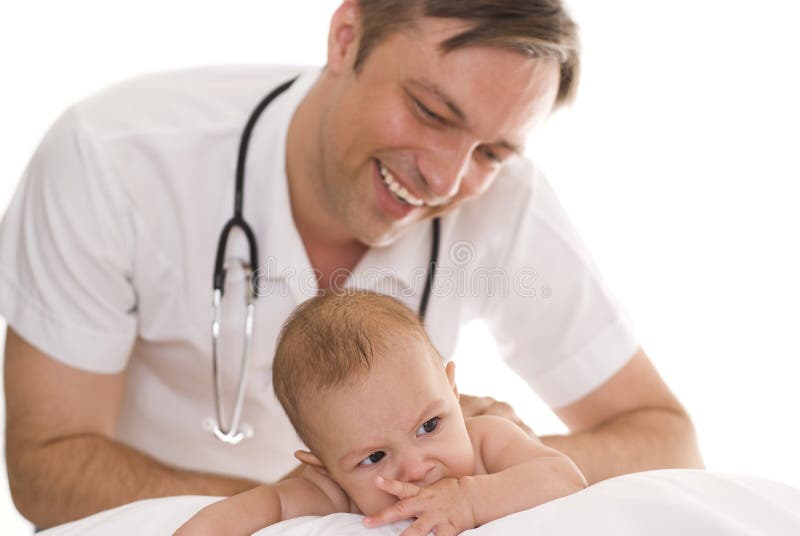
[497,139,524,155]
[408,78,524,156]
[408,79,466,123]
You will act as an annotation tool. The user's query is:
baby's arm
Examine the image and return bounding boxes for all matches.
[365,415,586,534]
[173,466,349,535]
[461,415,587,525]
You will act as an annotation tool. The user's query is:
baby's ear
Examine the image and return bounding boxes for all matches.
[445,361,459,398]
[295,449,325,468]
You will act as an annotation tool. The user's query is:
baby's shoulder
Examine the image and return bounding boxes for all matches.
[465,415,522,471]
[464,415,524,454]
[465,414,520,438]
[465,415,537,451]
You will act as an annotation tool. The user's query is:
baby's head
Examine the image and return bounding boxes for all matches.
[273,290,474,515]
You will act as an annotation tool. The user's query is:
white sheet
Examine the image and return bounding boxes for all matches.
[41,470,800,535]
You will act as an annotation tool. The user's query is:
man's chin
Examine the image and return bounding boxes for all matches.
[356,221,417,248]
[352,207,445,247]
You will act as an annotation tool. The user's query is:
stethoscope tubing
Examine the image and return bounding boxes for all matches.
[208,76,440,445]
[213,77,298,294]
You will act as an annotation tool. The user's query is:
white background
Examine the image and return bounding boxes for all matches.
[2,0,799,532]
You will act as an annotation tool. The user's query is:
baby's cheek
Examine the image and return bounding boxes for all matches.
[453,454,474,479]
[351,485,398,516]
[452,435,478,477]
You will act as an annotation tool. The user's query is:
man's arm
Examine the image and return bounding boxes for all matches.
[4,327,259,529]
[540,347,704,483]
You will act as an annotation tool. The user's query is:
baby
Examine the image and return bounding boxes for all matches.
[176,290,586,535]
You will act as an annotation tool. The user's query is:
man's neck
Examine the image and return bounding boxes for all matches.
[285,73,367,288]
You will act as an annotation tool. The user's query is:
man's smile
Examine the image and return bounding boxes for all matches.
[376,159,425,207]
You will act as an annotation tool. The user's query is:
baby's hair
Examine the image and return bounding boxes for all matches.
[273,289,441,451]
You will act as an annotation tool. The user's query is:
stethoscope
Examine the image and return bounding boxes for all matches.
[204,77,441,445]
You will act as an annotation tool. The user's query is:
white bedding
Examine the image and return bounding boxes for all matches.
[41,470,800,535]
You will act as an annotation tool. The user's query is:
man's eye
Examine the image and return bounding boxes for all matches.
[480,146,501,163]
[414,99,445,124]
[417,416,440,436]
[359,451,386,466]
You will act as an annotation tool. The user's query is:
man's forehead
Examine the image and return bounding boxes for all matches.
[419,15,477,43]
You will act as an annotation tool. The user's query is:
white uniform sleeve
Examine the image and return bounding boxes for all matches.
[0,107,137,373]
[481,163,638,409]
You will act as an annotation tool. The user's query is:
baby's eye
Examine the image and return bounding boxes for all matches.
[359,451,386,466]
[417,417,440,436]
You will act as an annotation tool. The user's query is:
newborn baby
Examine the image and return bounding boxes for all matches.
[176,290,586,535]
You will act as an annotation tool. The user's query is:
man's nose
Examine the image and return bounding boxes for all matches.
[422,137,476,203]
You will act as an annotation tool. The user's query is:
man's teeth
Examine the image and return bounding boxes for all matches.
[378,161,424,207]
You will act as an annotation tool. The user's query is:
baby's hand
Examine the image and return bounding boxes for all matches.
[363,476,477,536]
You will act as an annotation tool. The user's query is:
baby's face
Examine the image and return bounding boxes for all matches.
[307,336,475,515]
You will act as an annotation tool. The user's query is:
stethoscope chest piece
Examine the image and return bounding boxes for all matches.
[203,417,254,445]
[206,256,257,445]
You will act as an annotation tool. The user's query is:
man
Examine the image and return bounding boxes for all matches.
[0,0,703,529]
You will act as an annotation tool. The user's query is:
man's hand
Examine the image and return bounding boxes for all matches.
[363,476,477,536]
[542,348,704,483]
[459,394,534,437]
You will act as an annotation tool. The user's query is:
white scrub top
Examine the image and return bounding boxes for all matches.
[0,65,637,483]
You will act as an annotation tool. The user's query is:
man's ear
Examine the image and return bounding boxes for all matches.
[327,0,360,74]
[445,361,459,399]
[295,450,325,470]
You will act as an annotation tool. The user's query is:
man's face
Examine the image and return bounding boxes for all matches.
[305,336,474,515]
[318,16,560,246]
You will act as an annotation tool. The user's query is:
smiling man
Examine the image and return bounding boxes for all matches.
[0,0,702,529]
[290,14,559,249]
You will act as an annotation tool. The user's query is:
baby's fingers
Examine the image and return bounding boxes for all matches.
[399,516,437,536]
[363,496,422,528]
[374,475,420,499]
[432,522,459,536]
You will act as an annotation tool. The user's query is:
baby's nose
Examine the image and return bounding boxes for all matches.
[400,455,434,484]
